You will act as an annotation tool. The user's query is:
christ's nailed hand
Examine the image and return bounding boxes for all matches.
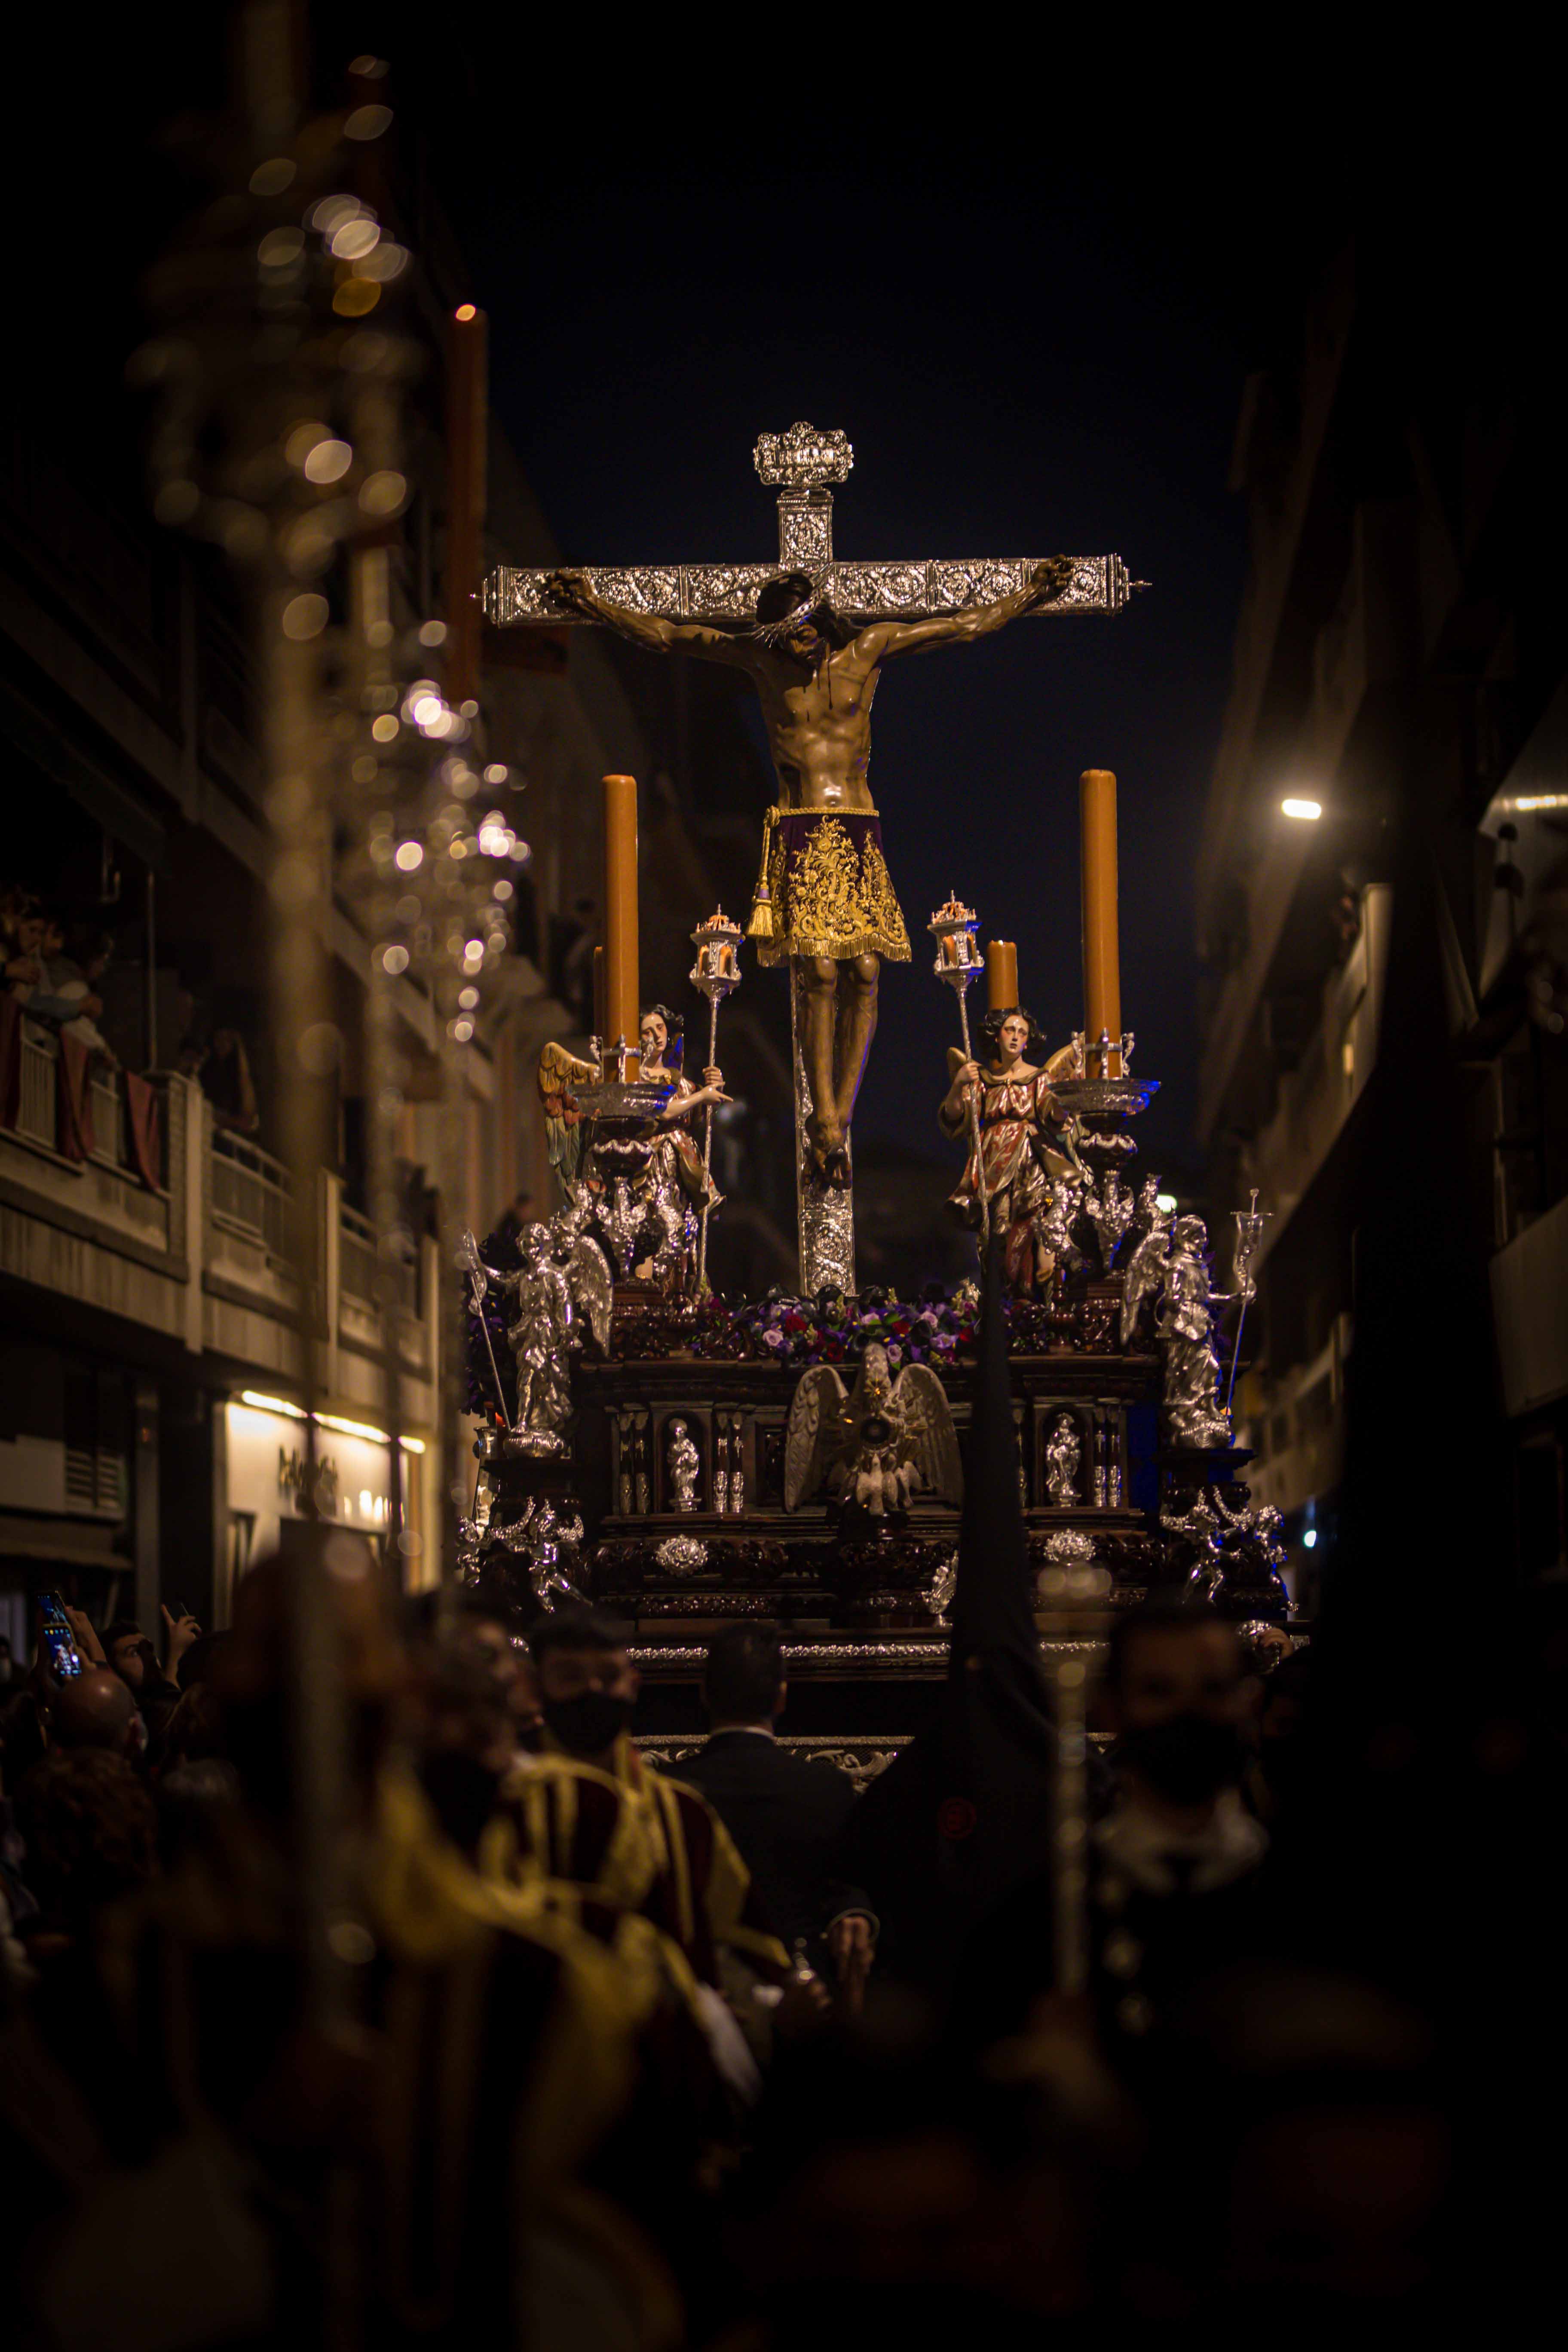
[543,567,598,619]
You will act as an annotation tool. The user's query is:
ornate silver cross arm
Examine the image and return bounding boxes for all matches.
[484,421,1142,625]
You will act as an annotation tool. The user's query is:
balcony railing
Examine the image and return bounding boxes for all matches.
[210,1128,292,1261]
[340,1200,421,1319]
[14,1027,140,1175]
[16,1027,55,1147]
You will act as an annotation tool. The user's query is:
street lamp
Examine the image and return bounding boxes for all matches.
[1281,796,1323,821]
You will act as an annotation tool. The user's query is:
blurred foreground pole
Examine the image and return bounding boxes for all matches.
[435,304,493,1602]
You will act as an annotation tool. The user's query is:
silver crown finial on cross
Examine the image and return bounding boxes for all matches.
[754,422,854,570]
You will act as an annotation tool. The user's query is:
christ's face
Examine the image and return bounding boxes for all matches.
[786,620,822,662]
[640,1014,668,1064]
[999,1015,1029,1061]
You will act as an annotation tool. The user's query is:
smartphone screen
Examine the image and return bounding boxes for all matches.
[38,1592,83,1680]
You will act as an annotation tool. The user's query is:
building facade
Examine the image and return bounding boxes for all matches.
[0,89,789,1649]
[1195,241,1568,1601]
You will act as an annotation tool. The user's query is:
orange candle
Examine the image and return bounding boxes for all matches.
[1080,769,1121,1073]
[444,306,488,707]
[986,940,1019,1014]
[602,774,640,1072]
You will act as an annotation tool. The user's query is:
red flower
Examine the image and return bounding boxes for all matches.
[782,1311,807,1334]
[891,1317,911,1337]
[824,1340,844,1361]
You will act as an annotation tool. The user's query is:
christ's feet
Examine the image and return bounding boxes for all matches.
[808,1122,853,1190]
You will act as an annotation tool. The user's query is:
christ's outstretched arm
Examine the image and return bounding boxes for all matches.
[859,556,1077,662]
[543,567,753,662]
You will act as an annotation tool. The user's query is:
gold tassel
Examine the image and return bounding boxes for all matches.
[745,805,781,941]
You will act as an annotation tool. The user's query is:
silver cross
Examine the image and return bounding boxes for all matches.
[485,420,1141,627]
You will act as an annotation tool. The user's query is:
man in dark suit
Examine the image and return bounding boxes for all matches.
[678,1625,876,1988]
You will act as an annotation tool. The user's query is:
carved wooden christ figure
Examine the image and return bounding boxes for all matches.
[543,556,1074,1185]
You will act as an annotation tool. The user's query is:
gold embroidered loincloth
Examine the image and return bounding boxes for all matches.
[745,805,911,966]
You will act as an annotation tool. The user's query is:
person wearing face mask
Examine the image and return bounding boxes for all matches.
[482,1608,788,1994]
[1090,1596,1269,2053]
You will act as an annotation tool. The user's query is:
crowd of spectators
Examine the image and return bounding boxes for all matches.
[2,882,268,1182]
[0,1528,1554,2345]
[2,888,119,1060]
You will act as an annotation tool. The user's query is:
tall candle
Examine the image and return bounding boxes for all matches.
[986,940,1018,1014]
[602,774,640,1073]
[444,305,488,708]
[1080,769,1121,1073]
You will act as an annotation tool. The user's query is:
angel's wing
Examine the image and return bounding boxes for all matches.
[1042,1041,1081,1087]
[783,1364,848,1509]
[890,1363,964,1503]
[537,1038,599,1095]
[565,1232,614,1352]
[1120,1223,1169,1348]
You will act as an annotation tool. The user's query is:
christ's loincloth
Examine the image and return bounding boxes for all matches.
[745,805,911,967]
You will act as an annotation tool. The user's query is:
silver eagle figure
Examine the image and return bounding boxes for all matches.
[783,1340,963,1518]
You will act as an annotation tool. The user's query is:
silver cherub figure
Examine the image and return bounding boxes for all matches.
[497,1494,586,1608]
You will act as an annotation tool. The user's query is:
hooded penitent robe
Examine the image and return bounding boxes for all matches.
[836,1240,1059,2003]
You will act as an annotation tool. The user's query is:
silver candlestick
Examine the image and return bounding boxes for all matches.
[689,907,745,1294]
[928,897,990,1246]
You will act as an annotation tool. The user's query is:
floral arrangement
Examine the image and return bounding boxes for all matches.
[466,1253,1075,1407]
[725,1284,982,1369]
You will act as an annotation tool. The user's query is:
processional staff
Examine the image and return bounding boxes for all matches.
[689,908,744,1293]
[928,897,989,1246]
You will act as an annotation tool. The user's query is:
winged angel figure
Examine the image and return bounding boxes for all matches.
[502,1217,614,1455]
[784,1341,963,1520]
[1121,1212,1231,1448]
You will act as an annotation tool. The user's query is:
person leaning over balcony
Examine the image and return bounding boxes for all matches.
[177,1025,260,1136]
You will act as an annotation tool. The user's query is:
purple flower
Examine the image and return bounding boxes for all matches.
[759,1326,786,1351]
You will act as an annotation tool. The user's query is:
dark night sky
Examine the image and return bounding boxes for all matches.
[414,48,1284,1179]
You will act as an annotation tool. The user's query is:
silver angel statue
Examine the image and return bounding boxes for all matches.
[502,1218,613,1456]
[783,1340,963,1519]
[1121,1211,1231,1448]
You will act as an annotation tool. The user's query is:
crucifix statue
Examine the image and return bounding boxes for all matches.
[486,423,1140,1290]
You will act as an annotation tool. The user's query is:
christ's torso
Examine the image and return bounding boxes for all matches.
[751,645,881,812]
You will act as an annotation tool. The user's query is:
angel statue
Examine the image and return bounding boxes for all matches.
[535,1004,729,1297]
[784,1340,963,1524]
[502,1218,613,1455]
[939,1001,1085,1295]
[636,1001,729,1231]
[1121,1210,1231,1448]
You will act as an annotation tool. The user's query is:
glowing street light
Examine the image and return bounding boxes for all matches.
[1281,796,1323,821]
